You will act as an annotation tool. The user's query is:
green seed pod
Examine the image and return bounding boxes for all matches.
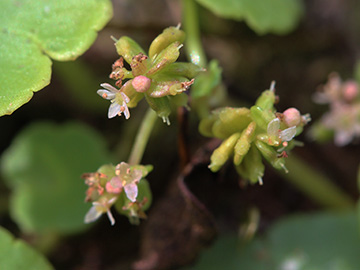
[127,93,143,108]
[212,107,252,139]
[199,114,217,137]
[147,42,183,76]
[235,146,265,185]
[97,164,116,186]
[161,62,205,79]
[148,26,186,60]
[168,93,189,109]
[147,78,192,98]
[233,121,257,166]
[255,89,276,110]
[121,80,144,108]
[115,36,146,64]
[255,141,288,172]
[250,106,275,131]
[144,94,172,124]
[209,132,241,172]
[295,125,304,136]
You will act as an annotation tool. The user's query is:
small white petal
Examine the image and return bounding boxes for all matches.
[269,81,276,92]
[106,210,116,226]
[119,162,130,175]
[131,169,143,182]
[84,206,102,224]
[108,102,121,118]
[120,92,130,103]
[108,197,118,205]
[124,183,138,202]
[279,126,297,142]
[100,83,118,93]
[267,118,280,137]
[97,89,116,100]
[122,102,130,119]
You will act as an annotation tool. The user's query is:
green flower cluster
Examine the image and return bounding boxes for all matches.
[199,83,310,185]
[97,25,203,124]
[82,162,152,225]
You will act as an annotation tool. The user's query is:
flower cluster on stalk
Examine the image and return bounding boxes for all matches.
[311,73,360,146]
[82,162,152,225]
[199,82,310,185]
[97,25,203,124]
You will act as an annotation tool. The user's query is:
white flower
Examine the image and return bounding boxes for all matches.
[116,162,143,202]
[267,118,297,146]
[97,83,130,119]
[84,196,117,226]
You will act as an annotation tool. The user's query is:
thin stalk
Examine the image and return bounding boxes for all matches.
[282,154,354,209]
[183,0,207,67]
[128,108,158,165]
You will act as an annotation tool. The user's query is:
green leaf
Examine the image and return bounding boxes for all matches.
[1,122,112,234]
[0,0,113,116]
[195,0,304,35]
[0,227,54,270]
[191,211,360,270]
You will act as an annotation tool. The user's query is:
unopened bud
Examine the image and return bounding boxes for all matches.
[132,76,151,93]
[343,81,359,102]
[283,108,301,127]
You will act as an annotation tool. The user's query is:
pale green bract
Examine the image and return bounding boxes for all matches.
[0,0,113,116]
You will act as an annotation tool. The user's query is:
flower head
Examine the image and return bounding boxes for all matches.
[96,26,203,124]
[200,82,310,184]
[115,162,143,202]
[312,73,360,146]
[83,163,152,226]
[267,118,297,147]
[97,83,130,119]
[84,196,117,226]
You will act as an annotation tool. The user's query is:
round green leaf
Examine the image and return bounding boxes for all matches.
[0,0,113,116]
[1,122,112,234]
[195,0,304,35]
[0,227,54,270]
[192,211,360,270]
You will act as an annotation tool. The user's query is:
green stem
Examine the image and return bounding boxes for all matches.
[183,0,207,67]
[128,108,158,165]
[282,154,354,210]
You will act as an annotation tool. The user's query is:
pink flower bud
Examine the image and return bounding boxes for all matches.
[132,75,151,93]
[343,81,358,102]
[105,177,122,194]
[283,108,301,127]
